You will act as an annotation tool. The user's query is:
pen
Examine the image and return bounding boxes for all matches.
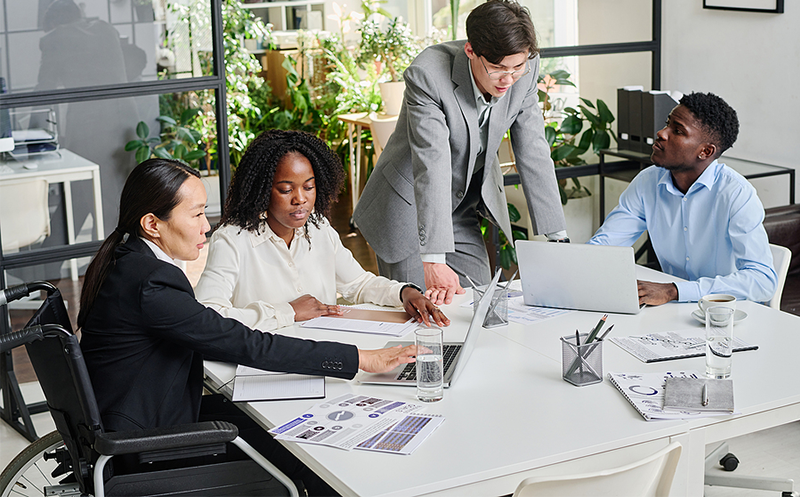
[702,382,709,406]
[465,274,479,290]
[585,314,608,344]
[575,329,580,346]
[598,324,615,341]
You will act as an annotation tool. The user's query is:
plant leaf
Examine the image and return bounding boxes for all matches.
[592,130,611,153]
[560,115,583,135]
[174,143,187,159]
[156,115,177,126]
[512,229,528,241]
[153,147,173,160]
[125,140,145,151]
[544,126,557,147]
[507,203,521,223]
[597,99,615,124]
[177,127,197,144]
[183,150,206,161]
[499,246,513,271]
[579,97,595,109]
[135,146,150,163]
[580,106,601,127]
[136,121,149,140]
[180,108,201,125]
[552,144,577,161]
[577,128,594,153]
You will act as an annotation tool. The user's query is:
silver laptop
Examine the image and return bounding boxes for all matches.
[359,269,503,388]
[516,240,641,314]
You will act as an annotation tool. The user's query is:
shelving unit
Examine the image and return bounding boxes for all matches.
[243,0,325,41]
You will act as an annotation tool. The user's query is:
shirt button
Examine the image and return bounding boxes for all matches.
[683,198,687,202]
[456,191,464,199]
[686,257,690,261]
[297,286,302,292]
[684,227,687,231]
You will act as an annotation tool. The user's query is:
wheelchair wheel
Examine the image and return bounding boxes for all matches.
[0,431,76,497]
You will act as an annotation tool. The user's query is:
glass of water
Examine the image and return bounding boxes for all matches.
[415,326,443,402]
[706,306,735,379]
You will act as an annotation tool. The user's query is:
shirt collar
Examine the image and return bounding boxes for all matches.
[657,159,721,196]
[248,221,304,248]
[140,237,180,267]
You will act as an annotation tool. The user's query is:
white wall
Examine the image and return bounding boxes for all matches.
[661,1,797,207]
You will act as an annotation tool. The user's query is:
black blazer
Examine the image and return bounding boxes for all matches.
[80,236,358,432]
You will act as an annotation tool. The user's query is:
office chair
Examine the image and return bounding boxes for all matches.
[769,243,792,310]
[0,178,50,252]
[0,282,299,497]
[512,441,681,497]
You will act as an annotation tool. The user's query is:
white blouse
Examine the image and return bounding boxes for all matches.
[194,219,405,331]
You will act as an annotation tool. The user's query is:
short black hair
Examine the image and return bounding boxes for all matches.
[220,130,344,236]
[680,92,739,156]
[466,0,537,64]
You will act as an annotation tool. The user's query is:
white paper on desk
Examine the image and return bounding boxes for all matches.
[12,129,54,142]
[354,413,444,455]
[301,308,416,337]
[461,294,571,325]
[269,393,425,451]
[610,329,757,363]
[232,365,324,402]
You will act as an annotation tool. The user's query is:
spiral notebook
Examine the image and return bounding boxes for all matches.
[608,371,731,420]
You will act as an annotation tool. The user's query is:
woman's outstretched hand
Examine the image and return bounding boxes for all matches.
[358,345,417,373]
[401,286,450,327]
[289,294,343,321]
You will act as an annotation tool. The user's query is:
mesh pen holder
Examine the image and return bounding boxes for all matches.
[561,334,603,387]
[473,287,508,328]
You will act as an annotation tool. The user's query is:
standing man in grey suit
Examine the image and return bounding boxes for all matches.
[353,0,567,305]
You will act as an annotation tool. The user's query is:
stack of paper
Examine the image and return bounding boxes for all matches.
[232,365,325,402]
[269,393,444,455]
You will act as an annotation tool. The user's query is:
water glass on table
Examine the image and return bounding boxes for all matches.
[415,326,444,402]
[706,306,735,379]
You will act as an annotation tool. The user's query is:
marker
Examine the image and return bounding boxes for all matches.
[575,330,581,346]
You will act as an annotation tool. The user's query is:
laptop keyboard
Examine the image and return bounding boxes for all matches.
[397,344,462,381]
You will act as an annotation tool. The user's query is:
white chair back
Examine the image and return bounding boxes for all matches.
[513,441,682,497]
[0,178,50,251]
[768,243,791,310]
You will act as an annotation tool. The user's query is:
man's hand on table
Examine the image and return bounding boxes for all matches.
[637,280,678,306]
[423,262,465,305]
[358,345,417,373]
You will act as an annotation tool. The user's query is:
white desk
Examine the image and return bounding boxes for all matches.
[205,266,800,496]
[0,150,104,280]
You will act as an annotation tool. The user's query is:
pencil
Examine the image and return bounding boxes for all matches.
[598,324,615,341]
[585,314,608,343]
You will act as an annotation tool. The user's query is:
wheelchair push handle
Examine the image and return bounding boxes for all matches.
[0,281,57,306]
[0,325,44,353]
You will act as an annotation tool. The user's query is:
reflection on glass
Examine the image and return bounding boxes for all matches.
[0,0,213,93]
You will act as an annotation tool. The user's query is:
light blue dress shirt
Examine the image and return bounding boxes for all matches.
[589,161,776,303]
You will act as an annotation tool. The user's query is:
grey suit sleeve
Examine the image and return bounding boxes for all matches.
[403,64,456,255]
[509,56,567,235]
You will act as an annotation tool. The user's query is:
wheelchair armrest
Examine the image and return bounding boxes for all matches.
[94,420,239,456]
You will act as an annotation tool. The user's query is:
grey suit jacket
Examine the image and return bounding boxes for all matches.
[353,41,566,264]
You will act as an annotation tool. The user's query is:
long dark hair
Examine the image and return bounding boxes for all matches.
[220,129,344,234]
[78,159,199,328]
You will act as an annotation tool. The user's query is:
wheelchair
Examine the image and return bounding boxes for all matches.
[0,282,299,497]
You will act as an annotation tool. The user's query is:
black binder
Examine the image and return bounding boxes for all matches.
[628,89,643,153]
[617,88,630,151]
[642,91,679,154]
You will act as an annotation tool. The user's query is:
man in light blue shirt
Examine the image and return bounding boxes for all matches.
[589,92,776,305]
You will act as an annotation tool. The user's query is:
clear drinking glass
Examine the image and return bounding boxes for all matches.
[706,306,735,379]
[415,326,443,402]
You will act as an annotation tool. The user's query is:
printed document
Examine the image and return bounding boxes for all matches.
[301,307,416,337]
[610,329,757,363]
[462,291,571,324]
[269,393,443,454]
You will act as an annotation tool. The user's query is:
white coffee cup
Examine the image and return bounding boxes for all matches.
[698,294,737,314]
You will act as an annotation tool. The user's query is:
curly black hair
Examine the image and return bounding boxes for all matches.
[220,129,344,236]
[680,92,739,156]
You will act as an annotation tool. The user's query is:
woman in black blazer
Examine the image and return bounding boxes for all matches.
[78,158,416,494]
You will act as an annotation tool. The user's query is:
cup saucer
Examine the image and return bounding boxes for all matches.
[692,308,748,325]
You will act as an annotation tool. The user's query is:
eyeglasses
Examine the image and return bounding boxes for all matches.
[479,57,531,81]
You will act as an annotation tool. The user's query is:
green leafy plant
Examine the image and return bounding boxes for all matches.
[538,69,616,204]
[125,109,206,165]
[357,15,421,82]
[481,203,528,270]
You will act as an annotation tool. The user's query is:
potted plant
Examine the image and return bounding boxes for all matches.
[357,12,421,115]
